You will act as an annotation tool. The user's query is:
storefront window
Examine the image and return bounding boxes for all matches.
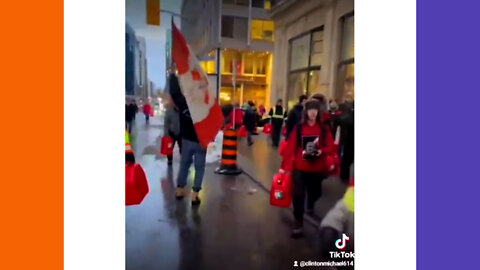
[287,27,324,108]
[310,30,323,66]
[220,86,241,105]
[200,60,216,74]
[287,72,307,109]
[337,14,354,100]
[308,70,321,93]
[243,53,255,74]
[256,53,268,75]
[341,15,354,61]
[222,50,241,74]
[290,34,310,71]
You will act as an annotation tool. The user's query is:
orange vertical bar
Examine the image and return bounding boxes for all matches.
[147,0,161,26]
[0,1,63,269]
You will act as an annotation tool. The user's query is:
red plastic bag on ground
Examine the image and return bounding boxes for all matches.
[270,172,292,208]
[263,123,272,135]
[160,136,174,156]
[238,125,248,137]
[126,163,149,206]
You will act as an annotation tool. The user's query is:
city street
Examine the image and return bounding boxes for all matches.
[126,115,333,270]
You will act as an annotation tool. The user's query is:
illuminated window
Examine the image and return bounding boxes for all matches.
[243,53,255,74]
[251,20,274,41]
[200,60,216,74]
[264,0,271,10]
[222,50,242,74]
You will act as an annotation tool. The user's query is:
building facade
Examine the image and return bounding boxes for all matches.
[135,37,149,100]
[181,0,276,109]
[269,0,354,109]
[125,23,136,97]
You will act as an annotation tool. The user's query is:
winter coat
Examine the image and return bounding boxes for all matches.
[280,122,335,173]
[285,103,303,139]
[164,107,180,136]
[243,106,257,132]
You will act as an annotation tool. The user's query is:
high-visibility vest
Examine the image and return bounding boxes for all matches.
[126,143,133,155]
[125,131,133,155]
[125,130,130,144]
[343,185,354,212]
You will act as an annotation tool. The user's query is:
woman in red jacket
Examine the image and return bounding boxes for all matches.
[143,102,153,124]
[280,99,335,237]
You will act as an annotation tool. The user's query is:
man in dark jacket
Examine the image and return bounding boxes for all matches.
[337,100,354,183]
[243,101,257,146]
[168,73,205,206]
[125,100,135,134]
[285,94,308,139]
[131,100,138,120]
[268,99,285,147]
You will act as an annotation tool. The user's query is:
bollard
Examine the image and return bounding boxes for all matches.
[214,129,242,175]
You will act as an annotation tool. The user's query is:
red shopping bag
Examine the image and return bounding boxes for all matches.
[325,151,341,175]
[282,126,287,136]
[270,172,293,208]
[126,163,149,206]
[278,140,288,156]
[238,125,248,137]
[263,123,272,135]
[160,136,174,156]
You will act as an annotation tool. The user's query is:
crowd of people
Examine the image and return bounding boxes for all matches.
[129,70,354,243]
[220,92,354,239]
[278,93,354,238]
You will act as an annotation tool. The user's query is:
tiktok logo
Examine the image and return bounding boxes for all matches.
[335,233,350,250]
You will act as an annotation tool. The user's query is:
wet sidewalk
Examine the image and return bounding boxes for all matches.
[126,116,334,270]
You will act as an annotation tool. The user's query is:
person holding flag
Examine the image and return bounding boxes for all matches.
[170,22,224,205]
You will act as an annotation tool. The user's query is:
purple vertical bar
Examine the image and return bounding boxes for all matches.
[418,0,480,269]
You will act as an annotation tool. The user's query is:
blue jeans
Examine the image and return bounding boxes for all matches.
[176,139,207,192]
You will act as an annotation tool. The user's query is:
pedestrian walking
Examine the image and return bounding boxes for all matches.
[279,99,335,237]
[168,73,206,205]
[268,99,285,147]
[336,94,354,184]
[259,104,266,118]
[285,94,308,139]
[125,100,135,134]
[230,103,244,129]
[132,100,138,120]
[143,102,152,124]
[243,101,257,146]
[164,97,182,166]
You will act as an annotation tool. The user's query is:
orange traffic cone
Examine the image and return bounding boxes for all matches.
[214,129,242,175]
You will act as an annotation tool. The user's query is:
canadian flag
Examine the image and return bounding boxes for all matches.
[172,22,224,149]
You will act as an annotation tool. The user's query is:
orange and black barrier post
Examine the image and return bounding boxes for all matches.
[215,129,242,175]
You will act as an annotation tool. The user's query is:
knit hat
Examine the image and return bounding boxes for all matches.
[304,99,321,111]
